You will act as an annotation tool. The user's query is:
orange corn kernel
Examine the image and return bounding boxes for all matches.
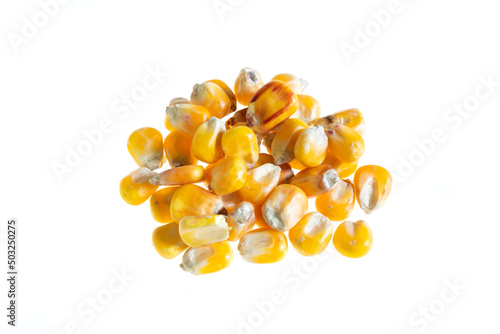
[315,179,355,221]
[150,186,179,223]
[246,80,299,133]
[206,79,237,112]
[225,108,248,128]
[152,223,187,259]
[271,73,308,94]
[322,149,358,178]
[289,159,307,171]
[191,82,232,119]
[165,98,190,132]
[181,241,234,275]
[192,116,225,164]
[354,165,392,214]
[294,126,328,167]
[271,118,308,165]
[290,165,339,197]
[289,212,333,256]
[119,168,158,205]
[238,228,288,263]
[295,94,321,123]
[227,202,256,241]
[210,156,247,196]
[220,191,243,212]
[311,108,365,135]
[204,163,216,189]
[179,215,229,247]
[238,163,281,205]
[221,126,259,166]
[149,165,205,186]
[234,67,264,106]
[333,220,373,258]
[127,127,165,170]
[254,204,269,228]
[262,184,308,232]
[170,184,224,223]
[325,124,365,163]
[165,104,211,138]
[163,131,198,168]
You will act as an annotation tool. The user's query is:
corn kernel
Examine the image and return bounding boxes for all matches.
[165,98,190,132]
[325,124,364,163]
[271,118,308,165]
[354,165,392,214]
[253,204,269,228]
[119,168,158,205]
[170,184,224,223]
[227,202,256,241]
[191,82,232,119]
[226,108,247,128]
[206,79,237,112]
[333,220,373,258]
[238,163,281,205]
[278,163,294,185]
[204,163,215,189]
[294,94,321,123]
[261,132,275,154]
[221,126,259,167]
[238,228,287,263]
[289,212,333,256]
[246,80,299,133]
[253,153,275,167]
[210,156,247,196]
[294,125,328,167]
[127,127,165,170]
[262,184,308,232]
[311,108,365,135]
[152,223,187,259]
[150,186,179,223]
[192,116,225,163]
[220,191,243,212]
[179,215,229,247]
[289,159,307,171]
[271,73,308,94]
[149,165,205,186]
[322,149,358,178]
[181,241,233,275]
[290,165,339,197]
[315,179,355,221]
[163,131,198,168]
[234,67,264,106]
[165,104,211,138]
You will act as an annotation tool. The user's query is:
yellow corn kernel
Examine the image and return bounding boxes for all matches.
[165,98,190,132]
[191,82,232,119]
[234,67,264,106]
[119,168,158,205]
[221,126,259,166]
[294,94,321,123]
[210,156,247,196]
[192,116,225,164]
[227,202,256,241]
[294,125,328,167]
[271,118,308,165]
[322,149,358,178]
[127,127,165,170]
[206,79,237,112]
[238,163,281,205]
[225,108,247,128]
[315,179,355,221]
[271,73,308,93]
[220,191,243,212]
[179,215,229,247]
[163,131,198,168]
[181,241,233,275]
[325,124,365,163]
[238,228,288,263]
[170,184,223,223]
[149,165,205,186]
[204,163,215,189]
[311,108,366,135]
[333,220,373,258]
[289,159,307,171]
[253,153,275,167]
[262,184,308,232]
[150,186,179,223]
[354,165,392,214]
[246,80,299,133]
[253,204,269,228]
[165,104,211,138]
[290,165,339,197]
[289,212,333,256]
[152,223,187,259]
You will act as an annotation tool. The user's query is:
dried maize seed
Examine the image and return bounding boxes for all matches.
[181,241,233,275]
[253,153,275,168]
[206,79,237,112]
[150,186,179,223]
[333,220,373,258]
[294,94,321,123]
[261,132,275,154]
[322,149,358,178]
[311,108,365,135]
[221,126,259,167]
[170,184,224,223]
[271,118,308,165]
[246,80,299,133]
[238,163,281,205]
[227,202,256,241]
[191,82,232,119]
[325,124,365,163]
[192,116,225,163]
[165,98,191,132]
[290,165,339,197]
[262,184,308,232]
[163,131,198,168]
[271,73,308,94]
[289,212,333,256]
[179,215,229,247]
[119,168,158,205]
[210,156,247,196]
[204,163,215,189]
[220,191,243,212]
[165,104,211,138]
[278,163,294,185]
[289,159,307,171]
[234,67,264,106]
[127,127,165,170]
[315,179,355,221]
[149,165,205,186]
[253,204,269,228]
[294,125,328,167]
[152,223,187,259]
[354,165,392,214]
[238,228,288,263]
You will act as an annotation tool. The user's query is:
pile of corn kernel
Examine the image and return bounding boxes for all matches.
[119,68,392,275]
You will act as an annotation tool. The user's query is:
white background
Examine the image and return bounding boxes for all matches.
[1,0,500,333]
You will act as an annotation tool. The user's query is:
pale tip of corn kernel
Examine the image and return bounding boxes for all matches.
[148,174,160,186]
[274,152,292,166]
[145,159,161,170]
[323,169,340,189]
[131,167,156,183]
[299,78,309,92]
[263,209,285,232]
